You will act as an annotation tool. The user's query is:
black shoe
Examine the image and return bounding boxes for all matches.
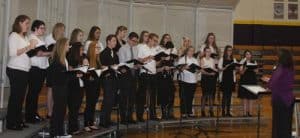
[188,114,196,118]
[209,111,214,117]
[6,124,23,131]
[150,116,160,121]
[226,113,233,117]
[128,119,137,124]
[182,114,188,119]
[222,110,226,117]
[201,111,206,117]
[137,117,145,122]
[20,122,29,128]
[247,112,252,117]
[120,121,127,125]
[26,115,44,124]
[99,123,109,128]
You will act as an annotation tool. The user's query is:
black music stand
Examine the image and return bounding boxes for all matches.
[242,85,271,138]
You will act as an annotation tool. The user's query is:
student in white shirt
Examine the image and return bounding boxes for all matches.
[118,32,139,63]
[117,32,139,124]
[177,47,199,118]
[25,20,51,123]
[200,47,218,117]
[45,22,65,119]
[198,32,219,58]
[136,33,160,121]
[199,32,219,105]
[157,34,177,120]
[6,15,38,130]
[84,26,104,54]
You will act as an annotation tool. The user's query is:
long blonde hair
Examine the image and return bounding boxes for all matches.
[52,37,69,65]
[87,41,100,68]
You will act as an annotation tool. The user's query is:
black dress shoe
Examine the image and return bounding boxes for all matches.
[150,117,160,121]
[26,116,43,124]
[6,125,23,131]
[137,118,145,122]
[226,113,233,117]
[201,111,206,117]
[209,111,214,117]
[128,120,137,124]
[20,122,29,128]
[99,123,109,128]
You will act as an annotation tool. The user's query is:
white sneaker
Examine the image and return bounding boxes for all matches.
[55,134,72,138]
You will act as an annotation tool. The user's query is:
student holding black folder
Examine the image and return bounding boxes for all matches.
[218,45,237,117]
[200,47,218,117]
[117,32,140,124]
[157,34,177,120]
[48,37,76,138]
[238,50,259,117]
[25,20,51,124]
[45,22,65,119]
[67,42,89,134]
[6,15,38,130]
[177,47,199,118]
[136,33,160,121]
[84,41,102,131]
[99,35,120,128]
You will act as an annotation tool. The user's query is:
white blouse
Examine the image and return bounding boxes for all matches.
[29,34,49,69]
[178,56,199,84]
[7,32,31,72]
[137,44,158,74]
[84,40,104,54]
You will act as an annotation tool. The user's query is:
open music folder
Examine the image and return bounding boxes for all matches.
[242,85,270,95]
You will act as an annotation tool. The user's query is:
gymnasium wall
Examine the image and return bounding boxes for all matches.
[233,0,300,46]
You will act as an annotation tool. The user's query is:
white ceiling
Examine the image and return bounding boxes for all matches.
[118,0,240,9]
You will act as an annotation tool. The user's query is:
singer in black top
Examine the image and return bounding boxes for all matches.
[238,50,258,117]
[83,41,102,132]
[157,34,177,120]
[49,37,76,138]
[99,35,120,128]
[114,26,127,52]
[66,42,88,134]
[218,45,237,117]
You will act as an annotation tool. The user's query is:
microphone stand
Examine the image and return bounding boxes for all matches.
[170,68,192,138]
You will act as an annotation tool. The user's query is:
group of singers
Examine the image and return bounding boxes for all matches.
[6,15,263,138]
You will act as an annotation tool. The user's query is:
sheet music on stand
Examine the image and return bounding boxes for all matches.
[242,85,270,95]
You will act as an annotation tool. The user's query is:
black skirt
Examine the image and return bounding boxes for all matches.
[238,70,258,99]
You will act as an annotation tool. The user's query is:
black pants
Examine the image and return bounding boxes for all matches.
[221,90,232,113]
[136,73,157,119]
[179,81,196,114]
[100,76,118,126]
[6,67,29,127]
[272,100,294,138]
[84,79,100,126]
[118,73,135,122]
[201,75,216,111]
[157,74,175,117]
[50,85,68,136]
[25,67,46,119]
[68,79,84,132]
